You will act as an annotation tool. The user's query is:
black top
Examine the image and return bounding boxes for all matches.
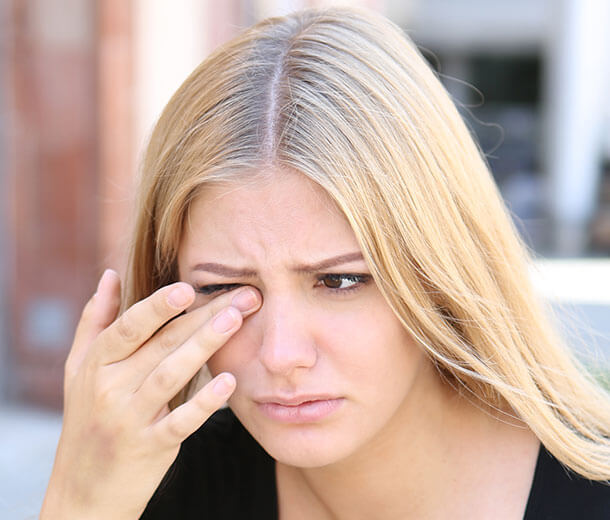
[140,408,610,519]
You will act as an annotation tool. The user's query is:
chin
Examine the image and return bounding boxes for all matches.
[233,404,363,468]
[256,424,361,468]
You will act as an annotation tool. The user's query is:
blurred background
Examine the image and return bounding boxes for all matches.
[0,0,609,517]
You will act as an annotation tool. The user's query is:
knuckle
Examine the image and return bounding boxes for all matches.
[92,376,117,410]
[192,386,218,416]
[156,328,179,354]
[164,414,191,440]
[114,313,140,344]
[152,365,178,392]
[150,293,172,320]
[87,417,126,453]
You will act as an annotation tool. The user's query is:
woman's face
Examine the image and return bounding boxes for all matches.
[178,170,438,468]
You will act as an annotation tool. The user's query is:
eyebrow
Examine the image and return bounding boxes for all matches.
[191,252,365,278]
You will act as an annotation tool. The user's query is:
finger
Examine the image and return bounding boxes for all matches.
[149,372,236,447]
[119,287,261,391]
[66,269,121,376]
[94,282,196,365]
[134,305,243,420]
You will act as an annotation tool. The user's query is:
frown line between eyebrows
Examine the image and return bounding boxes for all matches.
[190,252,366,278]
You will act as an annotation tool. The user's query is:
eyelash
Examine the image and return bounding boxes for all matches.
[195,283,243,295]
[194,274,371,296]
[314,273,371,293]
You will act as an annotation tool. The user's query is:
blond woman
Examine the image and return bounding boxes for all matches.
[42,7,610,519]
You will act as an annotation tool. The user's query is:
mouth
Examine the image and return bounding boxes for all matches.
[255,396,345,423]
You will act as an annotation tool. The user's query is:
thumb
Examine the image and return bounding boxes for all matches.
[66,269,122,374]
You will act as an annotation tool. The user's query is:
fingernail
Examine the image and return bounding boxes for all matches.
[213,374,235,396]
[167,285,192,308]
[231,289,258,312]
[213,307,239,333]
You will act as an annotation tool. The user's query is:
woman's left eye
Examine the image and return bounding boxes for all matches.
[316,273,371,292]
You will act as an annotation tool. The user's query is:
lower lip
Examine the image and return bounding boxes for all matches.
[257,398,344,423]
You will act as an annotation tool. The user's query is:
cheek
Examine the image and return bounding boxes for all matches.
[331,308,419,376]
[207,297,420,382]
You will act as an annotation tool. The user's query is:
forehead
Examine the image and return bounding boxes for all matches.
[179,170,360,263]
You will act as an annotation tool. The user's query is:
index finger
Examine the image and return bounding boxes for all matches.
[118,286,261,390]
[92,282,195,365]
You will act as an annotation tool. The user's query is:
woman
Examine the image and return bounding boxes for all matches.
[42,7,610,519]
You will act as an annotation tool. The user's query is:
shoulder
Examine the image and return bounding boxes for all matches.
[140,408,277,519]
[524,445,610,519]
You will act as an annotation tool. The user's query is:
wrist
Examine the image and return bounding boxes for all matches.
[41,481,140,520]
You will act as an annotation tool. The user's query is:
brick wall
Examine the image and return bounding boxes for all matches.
[2,0,385,409]
[7,0,110,408]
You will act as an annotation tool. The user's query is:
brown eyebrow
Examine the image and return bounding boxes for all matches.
[292,252,365,274]
[191,252,365,278]
[191,263,257,278]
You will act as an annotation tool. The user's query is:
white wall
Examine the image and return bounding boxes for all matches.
[133,0,209,163]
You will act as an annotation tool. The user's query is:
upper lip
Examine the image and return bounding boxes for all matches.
[255,395,341,406]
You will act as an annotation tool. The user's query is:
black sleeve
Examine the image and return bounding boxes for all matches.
[524,446,610,519]
[140,408,278,520]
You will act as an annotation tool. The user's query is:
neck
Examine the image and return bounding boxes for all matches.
[277,364,539,520]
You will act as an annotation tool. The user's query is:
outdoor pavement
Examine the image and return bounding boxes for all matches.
[0,404,62,519]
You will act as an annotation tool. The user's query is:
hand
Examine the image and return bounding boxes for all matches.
[40,269,261,519]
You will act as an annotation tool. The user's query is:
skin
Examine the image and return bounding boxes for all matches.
[40,272,262,519]
[179,172,428,469]
[42,167,540,519]
[178,170,541,519]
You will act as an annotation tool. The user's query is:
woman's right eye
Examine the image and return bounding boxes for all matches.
[194,283,244,295]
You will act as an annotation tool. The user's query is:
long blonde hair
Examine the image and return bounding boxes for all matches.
[125,7,610,480]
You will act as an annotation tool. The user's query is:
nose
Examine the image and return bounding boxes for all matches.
[257,297,317,377]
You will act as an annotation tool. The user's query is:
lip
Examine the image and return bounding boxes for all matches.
[255,396,344,423]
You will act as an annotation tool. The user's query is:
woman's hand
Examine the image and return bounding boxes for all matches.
[40,269,261,519]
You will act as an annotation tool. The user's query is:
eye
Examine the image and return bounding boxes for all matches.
[194,283,244,295]
[316,274,371,292]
